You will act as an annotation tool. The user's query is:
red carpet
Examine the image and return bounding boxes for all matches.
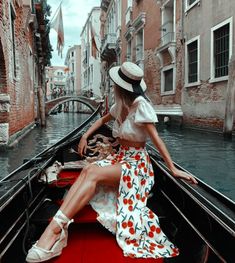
[51,223,164,263]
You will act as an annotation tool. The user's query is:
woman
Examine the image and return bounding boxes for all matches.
[26,62,197,262]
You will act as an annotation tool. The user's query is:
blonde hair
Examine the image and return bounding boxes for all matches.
[114,85,140,124]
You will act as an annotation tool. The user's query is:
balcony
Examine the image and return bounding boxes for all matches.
[101,33,117,61]
[157,31,176,65]
[159,32,175,47]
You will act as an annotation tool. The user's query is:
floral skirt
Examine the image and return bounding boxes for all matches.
[89,145,179,259]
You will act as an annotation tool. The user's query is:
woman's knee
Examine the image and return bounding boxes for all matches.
[81,164,99,183]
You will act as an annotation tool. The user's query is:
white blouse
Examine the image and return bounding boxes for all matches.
[109,96,158,142]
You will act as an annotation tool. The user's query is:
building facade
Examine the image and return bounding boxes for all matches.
[64,45,81,97]
[100,0,162,111]
[0,0,51,147]
[100,0,235,132]
[182,0,235,131]
[45,66,67,100]
[155,0,184,120]
[80,7,102,98]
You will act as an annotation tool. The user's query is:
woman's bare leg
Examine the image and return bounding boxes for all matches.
[36,163,122,250]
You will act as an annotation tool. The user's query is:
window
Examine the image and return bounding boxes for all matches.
[161,65,175,94]
[126,0,132,26]
[185,36,200,85]
[164,68,173,92]
[185,0,200,11]
[126,40,132,61]
[117,0,121,28]
[210,17,233,81]
[214,24,229,78]
[90,65,93,84]
[136,29,143,62]
[188,41,198,82]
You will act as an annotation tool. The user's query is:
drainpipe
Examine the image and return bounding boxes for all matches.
[181,0,184,41]
[223,53,235,139]
[181,0,185,83]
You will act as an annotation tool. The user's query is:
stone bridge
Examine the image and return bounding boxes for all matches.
[45,96,102,115]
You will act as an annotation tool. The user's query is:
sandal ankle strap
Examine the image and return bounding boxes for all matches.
[53,210,73,228]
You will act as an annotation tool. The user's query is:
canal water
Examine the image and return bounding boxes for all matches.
[0,112,234,202]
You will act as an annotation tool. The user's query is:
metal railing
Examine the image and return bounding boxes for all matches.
[101,33,117,53]
[159,32,175,46]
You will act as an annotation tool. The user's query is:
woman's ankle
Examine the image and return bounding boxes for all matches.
[37,226,61,250]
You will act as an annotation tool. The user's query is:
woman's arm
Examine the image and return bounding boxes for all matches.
[145,123,197,184]
[78,113,113,156]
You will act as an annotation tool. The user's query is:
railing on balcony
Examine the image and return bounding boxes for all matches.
[101,33,117,53]
[159,32,175,46]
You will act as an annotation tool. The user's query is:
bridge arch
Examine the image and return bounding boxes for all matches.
[45,96,100,116]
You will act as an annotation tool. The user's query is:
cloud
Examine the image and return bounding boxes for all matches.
[47,0,100,66]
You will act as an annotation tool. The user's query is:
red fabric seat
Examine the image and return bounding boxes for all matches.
[50,170,81,187]
[51,223,164,263]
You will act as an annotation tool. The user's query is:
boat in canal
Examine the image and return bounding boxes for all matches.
[0,103,234,263]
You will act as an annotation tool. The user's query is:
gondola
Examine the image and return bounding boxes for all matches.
[0,104,234,263]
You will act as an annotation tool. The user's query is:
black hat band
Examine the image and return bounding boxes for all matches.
[118,68,143,94]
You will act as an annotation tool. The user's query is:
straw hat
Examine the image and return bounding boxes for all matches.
[109,62,147,94]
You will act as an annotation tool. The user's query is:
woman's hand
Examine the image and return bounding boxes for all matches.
[171,167,198,184]
[77,135,88,157]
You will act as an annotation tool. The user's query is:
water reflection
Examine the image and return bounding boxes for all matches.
[155,127,235,201]
[0,113,88,177]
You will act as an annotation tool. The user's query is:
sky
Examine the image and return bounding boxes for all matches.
[47,0,100,66]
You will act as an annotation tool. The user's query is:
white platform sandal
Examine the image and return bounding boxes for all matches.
[26,210,73,263]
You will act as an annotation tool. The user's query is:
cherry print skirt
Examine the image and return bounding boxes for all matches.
[89,145,179,259]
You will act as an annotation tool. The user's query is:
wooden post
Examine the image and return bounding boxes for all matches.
[223,54,235,139]
[38,86,46,126]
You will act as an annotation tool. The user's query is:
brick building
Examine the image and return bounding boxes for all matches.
[182,0,235,131]
[0,0,51,148]
[99,0,235,132]
[100,0,179,115]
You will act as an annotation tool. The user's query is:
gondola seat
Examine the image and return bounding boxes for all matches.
[35,170,164,263]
